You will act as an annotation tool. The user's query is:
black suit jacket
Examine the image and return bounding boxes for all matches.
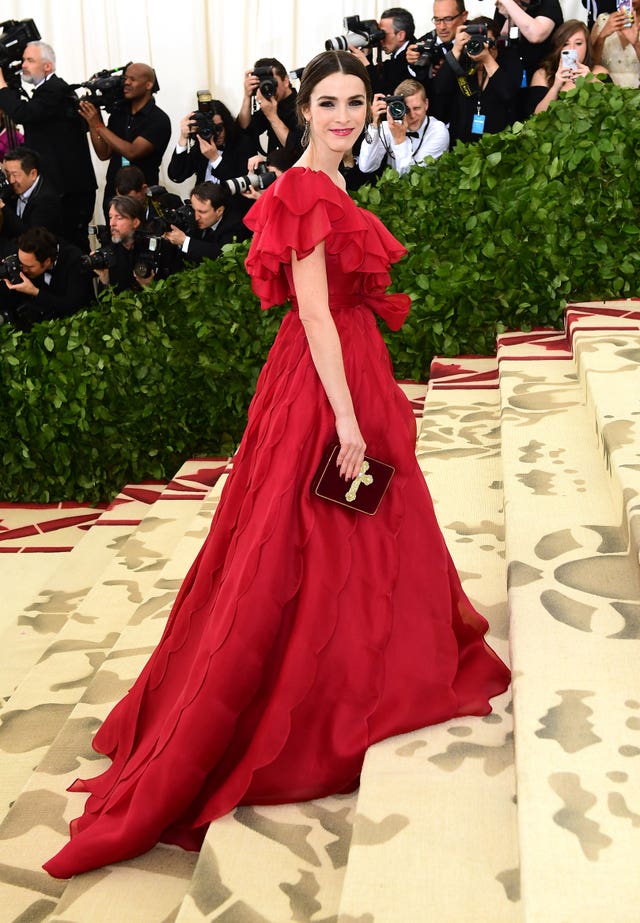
[0,240,94,326]
[183,211,251,264]
[368,43,417,95]
[168,134,254,186]
[30,241,94,319]
[0,74,97,196]
[1,176,63,239]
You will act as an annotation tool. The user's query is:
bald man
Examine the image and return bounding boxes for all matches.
[79,62,171,218]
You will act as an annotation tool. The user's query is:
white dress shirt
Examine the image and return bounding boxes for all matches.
[358,115,449,175]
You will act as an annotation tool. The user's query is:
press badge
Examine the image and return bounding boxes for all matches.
[471,113,485,135]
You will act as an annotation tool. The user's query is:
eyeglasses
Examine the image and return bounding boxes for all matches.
[432,15,461,24]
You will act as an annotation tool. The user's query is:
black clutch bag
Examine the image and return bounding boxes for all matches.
[311,443,395,516]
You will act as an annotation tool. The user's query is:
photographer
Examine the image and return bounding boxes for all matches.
[91,195,154,293]
[79,63,171,218]
[0,147,62,248]
[358,79,449,175]
[114,165,182,222]
[349,8,419,95]
[168,99,254,186]
[492,0,564,82]
[236,58,298,156]
[431,18,522,146]
[163,181,250,265]
[0,226,93,328]
[406,0,469,94]
[0,41,97,251]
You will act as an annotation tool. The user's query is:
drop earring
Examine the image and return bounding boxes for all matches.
[301,120,311,148]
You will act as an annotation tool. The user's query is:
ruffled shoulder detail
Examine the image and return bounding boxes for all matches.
[244,167,408,314]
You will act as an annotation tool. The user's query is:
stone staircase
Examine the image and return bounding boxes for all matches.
[0,302,638,922]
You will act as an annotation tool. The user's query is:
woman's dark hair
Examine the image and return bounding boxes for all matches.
[541,19,593,84]
[296,50,373,127]
[208,99,237,143]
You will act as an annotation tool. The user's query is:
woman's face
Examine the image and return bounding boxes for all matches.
[562,29,588,65]
[302,71,367,156]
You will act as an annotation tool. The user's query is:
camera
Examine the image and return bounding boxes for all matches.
[145,186,195,234]
[188,90,224,142]
[0,169,11,199]
[133,233,164,279]
[384,95,407,121]
[464,24,492,56]
[80,247,116,272]
[189,111,223,142]
[252,66,277,100]
[325,15,386,52]
[0,19,40,85]
[0,252,22,285]
[70,65,128,112]
[414,35,445,69]
[225,163,277,196]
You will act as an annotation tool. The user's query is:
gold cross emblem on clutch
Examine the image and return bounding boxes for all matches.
[345,461,374,503]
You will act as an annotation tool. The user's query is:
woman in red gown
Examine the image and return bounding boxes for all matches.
[44,51,510,879]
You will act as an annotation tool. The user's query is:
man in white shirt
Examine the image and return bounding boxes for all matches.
[358,79,449,176]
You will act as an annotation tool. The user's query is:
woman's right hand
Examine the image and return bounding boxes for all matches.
[600,9,628,37]
[335,414,366,481]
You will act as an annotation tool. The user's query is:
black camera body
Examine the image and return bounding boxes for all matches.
[414,33,445,69]
[384,95,407,121]
[226,162,277,196]
[325,15,386,52]
[70,66,128,112]
[0,19,40,85]
[132,232,165,279]
[252,66,277,100]
[80,247,116,272]
[0,252,22,285]
[145,186,195,235]
[0,169,11,200]
[464,24,493,56]
[189,111,223,142]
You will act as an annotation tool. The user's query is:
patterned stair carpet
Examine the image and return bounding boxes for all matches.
[0,300,638,923]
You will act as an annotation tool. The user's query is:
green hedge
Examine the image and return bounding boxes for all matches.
[1,78,639,503]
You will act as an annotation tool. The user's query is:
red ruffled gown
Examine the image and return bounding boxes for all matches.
[44,168,510,878]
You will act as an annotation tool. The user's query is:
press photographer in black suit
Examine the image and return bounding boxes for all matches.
[0,148,62,251]
[0,41,97,251]
[163,182,250,265]
[237,58,298,157]
[350,8,419,95]
[168,99,254,187]
[0,226,94,328]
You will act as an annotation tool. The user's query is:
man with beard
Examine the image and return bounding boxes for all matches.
[0,41,97,251]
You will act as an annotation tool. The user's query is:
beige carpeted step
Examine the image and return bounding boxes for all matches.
[337,362,520,923]
[570,320,640,577]
[0,461,228,822]
[0,484,164,710]
[498,320,640,923]
[0,468,230,920]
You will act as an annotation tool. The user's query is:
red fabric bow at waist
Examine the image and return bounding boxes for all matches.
[290,291,411,331]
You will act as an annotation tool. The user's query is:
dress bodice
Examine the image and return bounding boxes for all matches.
[244,167,411,330]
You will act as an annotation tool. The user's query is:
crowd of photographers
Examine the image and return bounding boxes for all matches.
[0,2,621,328]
